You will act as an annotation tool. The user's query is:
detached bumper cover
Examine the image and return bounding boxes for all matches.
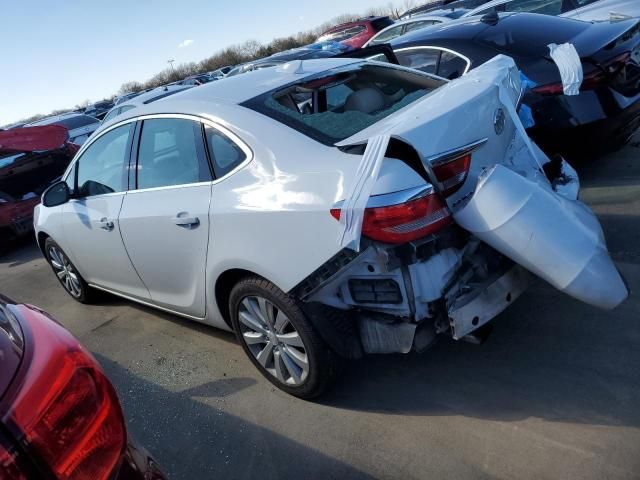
[454,164,628,310]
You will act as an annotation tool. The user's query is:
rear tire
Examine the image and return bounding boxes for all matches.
[229,276,339,399]
[44,238,95,304]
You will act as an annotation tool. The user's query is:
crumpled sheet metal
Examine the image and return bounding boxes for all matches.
[337,134,390,251]
[454,164,628,310]
[548,43,584,96]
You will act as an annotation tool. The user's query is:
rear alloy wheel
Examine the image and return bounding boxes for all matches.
[230,277,339,398]
[45,238,93,303]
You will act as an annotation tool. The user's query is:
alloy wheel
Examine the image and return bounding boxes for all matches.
[238,296,309,386]
[49,246,82,298]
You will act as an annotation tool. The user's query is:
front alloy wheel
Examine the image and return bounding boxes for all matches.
[44,238,93,303]
[48,245,82,298]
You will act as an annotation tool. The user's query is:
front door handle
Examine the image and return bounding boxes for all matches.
[99,218,114,231]
[173,215,200,228]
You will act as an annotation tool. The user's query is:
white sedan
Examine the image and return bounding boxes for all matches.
[34,57,627,398]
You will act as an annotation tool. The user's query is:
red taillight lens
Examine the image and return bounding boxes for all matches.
[531,82,564,96]
[330,192,452,244]
[6,306,126,480]
[431,153,471,197]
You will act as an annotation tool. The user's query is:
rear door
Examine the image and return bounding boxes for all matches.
[118,116,213,317]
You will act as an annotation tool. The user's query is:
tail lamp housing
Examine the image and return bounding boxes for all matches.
[330,187,452,244]
[0,305,126,480]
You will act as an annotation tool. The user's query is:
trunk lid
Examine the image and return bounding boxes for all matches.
[340,55,627,309]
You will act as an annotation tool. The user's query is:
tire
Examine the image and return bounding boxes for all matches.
[229,276,339,399]
[44,237,94,304]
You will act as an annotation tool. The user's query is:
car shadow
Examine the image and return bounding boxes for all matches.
[94,354,374,480]
[0,236,42,267]
[318,274,640,428]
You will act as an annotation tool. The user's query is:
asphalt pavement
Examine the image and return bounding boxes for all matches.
[1,139,639,479]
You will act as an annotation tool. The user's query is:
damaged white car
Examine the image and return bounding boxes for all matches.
[34,57,628,398]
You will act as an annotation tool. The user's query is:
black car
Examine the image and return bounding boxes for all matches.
[0,295,167,479]
[84,100,115,120]
[390,12,640,159]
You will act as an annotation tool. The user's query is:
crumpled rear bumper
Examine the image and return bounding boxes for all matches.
[453,163,628,310]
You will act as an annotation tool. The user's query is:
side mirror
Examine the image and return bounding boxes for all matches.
[42,181,71,207]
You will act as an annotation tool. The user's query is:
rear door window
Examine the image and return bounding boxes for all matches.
[369,25,404,45]
[136,118,211,190]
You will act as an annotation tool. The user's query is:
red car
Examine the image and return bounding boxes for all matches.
[316,16,394,49]
[0,294,166,479]
[0,126,78,245]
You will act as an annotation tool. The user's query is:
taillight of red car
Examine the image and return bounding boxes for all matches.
[0,305,126,480]
[330,189,452,244]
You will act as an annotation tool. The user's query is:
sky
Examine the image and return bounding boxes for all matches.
[0,0,396,126]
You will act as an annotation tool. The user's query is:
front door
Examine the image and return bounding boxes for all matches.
[118,117,213,317]
[62,123,150,300]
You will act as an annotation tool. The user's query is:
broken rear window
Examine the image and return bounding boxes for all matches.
[242,64,441,145]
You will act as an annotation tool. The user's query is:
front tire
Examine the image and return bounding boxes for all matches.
[44,238,94,304]
[229,277,339,399]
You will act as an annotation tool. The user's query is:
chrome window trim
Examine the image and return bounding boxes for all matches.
[61,113,254,195]
[393,46,472,76]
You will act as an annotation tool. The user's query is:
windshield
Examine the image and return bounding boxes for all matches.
[243,63,441,145]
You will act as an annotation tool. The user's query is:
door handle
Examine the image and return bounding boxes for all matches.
[173,215,200,228]
[99,218,114,231]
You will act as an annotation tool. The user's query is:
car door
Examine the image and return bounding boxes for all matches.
[118,116,213,318]
[61,122,151,300]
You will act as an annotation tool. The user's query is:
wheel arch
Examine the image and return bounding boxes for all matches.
[214,268,268,328]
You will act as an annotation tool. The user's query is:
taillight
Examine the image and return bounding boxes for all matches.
[330,190,452,244]
[533,52,632,96]
[3,306,126,480]
[431,153,471,197]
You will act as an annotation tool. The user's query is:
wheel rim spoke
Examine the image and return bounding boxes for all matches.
[257,297,275,328]
[239,308,268,335]
[274,350,286,383]
[276,332,304,348]
[256,341,274,367]
[56,270,66,280]
[282,345,308,371]
[243,331,266,345]
[274,310,289,333]
[242,298,268,328]
[280,349,303,384]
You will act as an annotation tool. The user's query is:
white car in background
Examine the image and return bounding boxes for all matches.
[27,112,100,145]
[364,10,467,47]
[101,85,193,124]
[34,57,627,398]
[465,0,639,21]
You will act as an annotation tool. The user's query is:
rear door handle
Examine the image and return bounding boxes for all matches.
[173,215,200,228]
[99,218,114,231]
